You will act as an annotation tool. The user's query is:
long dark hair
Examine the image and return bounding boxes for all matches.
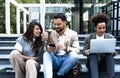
[23,22,43,56]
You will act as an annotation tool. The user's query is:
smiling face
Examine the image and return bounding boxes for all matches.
[33,25,41,37]
[95,22,106,37]
[53,18,66,34]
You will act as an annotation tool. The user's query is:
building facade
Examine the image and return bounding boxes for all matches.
[82,0,120,36]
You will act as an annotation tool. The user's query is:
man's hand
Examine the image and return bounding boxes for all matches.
[42,32,48,41]
[46,45,55,52]
[56,43,67,51]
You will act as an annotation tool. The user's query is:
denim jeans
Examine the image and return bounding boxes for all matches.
[43,51,79,78]
[89,54,115,78]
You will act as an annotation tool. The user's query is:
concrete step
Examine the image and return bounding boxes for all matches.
[0,34,20,41]
[78,54,120,60]
[0,41,16,47]
[1,54,120,60]
[0,34,120,78]
[1,64,120,73]
[1,41,120,48]
[0,46,119,53]
[0,64,120,78]
[0,40,120,47]
[0,54,120,64]
[0,47,14,54]
[0,42,119,53]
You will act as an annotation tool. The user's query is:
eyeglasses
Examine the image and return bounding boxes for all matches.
[53,23,63,26]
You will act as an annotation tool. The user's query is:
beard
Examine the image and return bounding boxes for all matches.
[56,28,64,33]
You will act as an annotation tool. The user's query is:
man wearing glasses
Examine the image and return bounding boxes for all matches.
[43,13,80,78]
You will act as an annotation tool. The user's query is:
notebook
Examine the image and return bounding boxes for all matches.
[90,38,116,53]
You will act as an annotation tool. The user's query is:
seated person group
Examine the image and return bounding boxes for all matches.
[9,13,117,78]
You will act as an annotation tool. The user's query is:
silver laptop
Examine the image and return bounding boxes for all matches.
[90,39,116,53]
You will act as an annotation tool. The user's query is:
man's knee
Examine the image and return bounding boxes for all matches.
[43,52,52,59]
[43,52,49,56]
[69,52,79,60]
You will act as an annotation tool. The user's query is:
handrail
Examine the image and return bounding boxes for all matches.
[101,1,120,8]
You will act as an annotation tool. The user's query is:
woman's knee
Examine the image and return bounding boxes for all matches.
[10,50,20,59]
[26,60,37,69]
[26,60,35,65]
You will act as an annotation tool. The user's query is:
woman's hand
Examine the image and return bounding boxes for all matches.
[31,57,39,62]
[84,49,90,56]
[21,55,39,62]
[21,55,30,61]
[113,51,117,56]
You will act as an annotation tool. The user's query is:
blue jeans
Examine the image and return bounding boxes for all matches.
[43,51,79,78]
[89,54,115,78]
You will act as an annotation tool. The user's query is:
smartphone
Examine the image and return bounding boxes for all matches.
[48,43,55,47]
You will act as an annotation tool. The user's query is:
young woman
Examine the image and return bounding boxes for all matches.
[83,13,116,78]
[9,22,43,78]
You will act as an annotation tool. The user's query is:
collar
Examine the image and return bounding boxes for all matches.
[57,28,68,36]
[96,34,104,39]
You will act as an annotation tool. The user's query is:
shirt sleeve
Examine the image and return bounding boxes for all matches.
[14,42,22,52]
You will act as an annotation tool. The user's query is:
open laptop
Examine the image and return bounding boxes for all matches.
[90,38,116,53]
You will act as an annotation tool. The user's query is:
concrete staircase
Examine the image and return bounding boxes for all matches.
[0,34,120,78]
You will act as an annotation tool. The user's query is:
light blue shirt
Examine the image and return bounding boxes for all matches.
[15,36,34,57]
